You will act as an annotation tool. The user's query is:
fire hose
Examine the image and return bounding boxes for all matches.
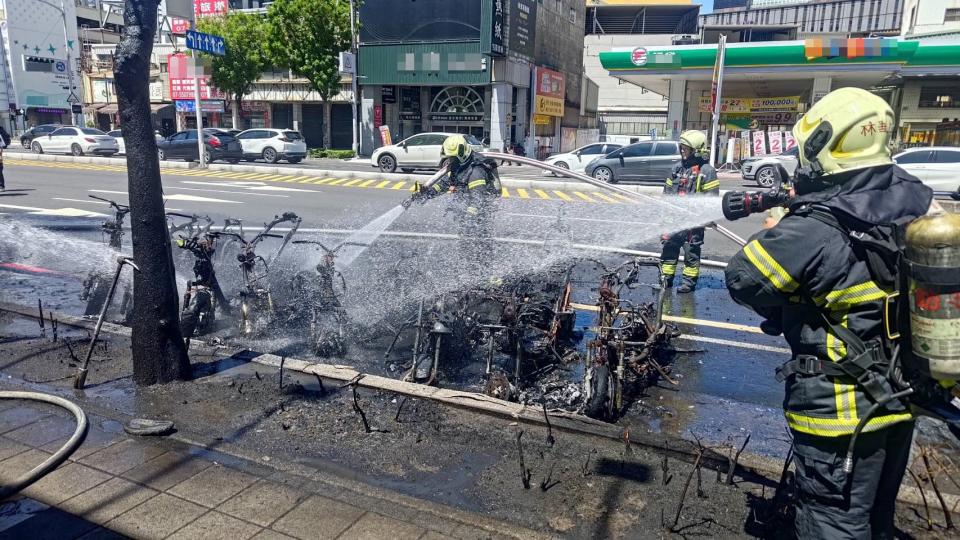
[0,391,88,499]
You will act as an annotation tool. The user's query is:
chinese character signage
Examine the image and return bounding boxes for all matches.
[171,18,190,34]
[751,131,767,156]
[768,131,783,154]
[167,54,224,100]
[509,0,536,59]
[490,0,505,56]
[534,66,564,118]
[698,96,801,114]
[804,37,896,60]
[194,0,228,18]
[175,100,225,113]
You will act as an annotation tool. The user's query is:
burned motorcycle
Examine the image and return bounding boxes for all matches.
[211,212,301,335]
[175,230,229,345]
[583,256,677,421]
[81,195,132,323]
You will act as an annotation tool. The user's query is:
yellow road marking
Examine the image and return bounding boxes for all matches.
[572,191,597,203]
[327,179,347,186]
[374,180,391,189]
[553,191,573,201]
[590,192,619,203]
[612,193,637,204]
[534,189,551,200]
[501,188,510,198]
[568,302,763,334]
[343,179,363,187]
[231,173,264,179]
[391,181,407,190]
[517,188,530,199]
[312,178,334,185]
[358,179,376,188]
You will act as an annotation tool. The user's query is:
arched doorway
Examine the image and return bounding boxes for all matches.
[429,86,485,140]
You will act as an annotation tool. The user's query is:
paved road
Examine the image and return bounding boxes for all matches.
[4,146,757,189]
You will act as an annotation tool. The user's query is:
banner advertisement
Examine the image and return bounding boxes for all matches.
[784,132,797,151]
[171,19,190,34]
[194,0,228,18]
[379,125,392,146]
[699,95,801,114]
[768,131,783,154]
[175,100,225,113]
[534,66,564,117]
[167,54,224,100]
[751,130,767,156]
[726,137,736,165]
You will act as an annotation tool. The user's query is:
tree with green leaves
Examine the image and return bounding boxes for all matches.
[197,12,267,130]
[265,0,352,146]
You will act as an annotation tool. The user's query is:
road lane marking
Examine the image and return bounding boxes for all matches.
[163,193,243,204]
[501,188,510,198]
[0,203,107,218]
[168,187,284,199]
[358,179,376,188]
[612,193,637,204]
[570,301,763,334]
[591,192,619,203]
[572,191,596,203]
[534,189,551,199]
[391,181,407,190]
[676,335,791,355]
[375,180,391,189]
[327,179,347,186]
[504,213,655,226]
[343,179,363,187]
[517,188,530,199]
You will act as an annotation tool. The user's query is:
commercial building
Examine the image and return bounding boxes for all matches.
[357,0,597,157]
[0,0,83,132]
[903,0,960,40]
[583,0,700,139]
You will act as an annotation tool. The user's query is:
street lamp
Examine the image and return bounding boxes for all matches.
[35,0,80,126]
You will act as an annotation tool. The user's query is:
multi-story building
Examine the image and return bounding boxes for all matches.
[903,0,960,40]
[0,0,83,133]
[583,0,700,140]
[700,0,904,43]
[357,0,597,157]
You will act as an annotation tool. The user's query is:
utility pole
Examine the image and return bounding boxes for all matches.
[349,0,359,156]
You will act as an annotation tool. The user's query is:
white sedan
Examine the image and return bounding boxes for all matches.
[894,147,960,192]
[542,142,623,176]
[107,130,169,155]
[371,132,484,173]
[30,127,118,156]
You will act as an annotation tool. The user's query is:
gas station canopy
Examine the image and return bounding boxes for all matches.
[599,39,960,98]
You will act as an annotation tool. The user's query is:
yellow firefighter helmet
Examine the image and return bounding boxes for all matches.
[678,130,708,158]
[442,134,472,163]
[792,87,894,178]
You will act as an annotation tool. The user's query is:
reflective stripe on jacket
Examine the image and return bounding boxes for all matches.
[663,161,719,196]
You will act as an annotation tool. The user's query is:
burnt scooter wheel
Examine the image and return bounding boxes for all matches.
[584,364,614,420]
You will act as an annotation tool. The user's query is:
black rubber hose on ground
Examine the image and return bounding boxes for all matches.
[0,391,88,499]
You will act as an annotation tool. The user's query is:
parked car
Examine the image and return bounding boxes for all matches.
[106,130,165,155]
[740,146,800,187]
[156,128,243,163]
[30,127,118,156]
[19,124,61,148]
[893,147,960,192]
[235,128,307,164]
[542,142,623,176]
[370,132,485,173]
[584,140,681,183]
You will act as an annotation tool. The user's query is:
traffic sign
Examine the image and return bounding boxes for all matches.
[186,30,225,56]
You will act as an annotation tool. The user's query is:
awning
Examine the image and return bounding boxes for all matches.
[96,103,173,115]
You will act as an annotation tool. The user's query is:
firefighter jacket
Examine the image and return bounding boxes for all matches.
[725,164,933,437]
[426,156,502,216]
[663,159,719,196]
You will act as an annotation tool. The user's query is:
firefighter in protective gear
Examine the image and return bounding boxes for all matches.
[409,135,502,274]
[725,87,933,539]
[660,130,719,293]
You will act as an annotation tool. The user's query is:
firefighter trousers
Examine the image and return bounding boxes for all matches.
[660,227,704,287]
[791,420,914,539]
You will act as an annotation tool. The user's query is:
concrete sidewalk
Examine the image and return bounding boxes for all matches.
[0,400,536,540]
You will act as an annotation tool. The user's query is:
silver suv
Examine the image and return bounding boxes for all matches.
[741,146,799,187]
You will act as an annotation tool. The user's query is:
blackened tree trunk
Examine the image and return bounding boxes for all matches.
[115,0,191,385]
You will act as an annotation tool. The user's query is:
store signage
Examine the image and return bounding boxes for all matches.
[509,0,537,59]
[784,132,797,151]
[534,114,551,125]
[804,37,896,60]
[149,82,164,102]
[752,111,796,125]
[399,112,422,121]
[431,113,483,122]
[381,86,396,104]
[71,104,83,114]
[374,105,382,128]
[491,0,506,56]
[175,100,225,113]
[698,96,801,114]
[631,48,647,67]
[194,0,228,18]
[35,107,67,114]
[768,131,783,154]
[751,131,767,155]
[171,18,190,34]
[534,66,564,118]
[167,54,224,100]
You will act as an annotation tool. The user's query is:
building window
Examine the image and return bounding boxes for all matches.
[946,8,960,22]
[918,86,960,108]
[569,7,576,23]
